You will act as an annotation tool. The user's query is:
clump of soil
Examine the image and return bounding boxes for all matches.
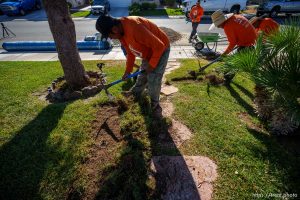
[160,27,182,43]
[205,73,224,85]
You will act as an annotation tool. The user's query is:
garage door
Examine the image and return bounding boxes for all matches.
[109,0,132,7]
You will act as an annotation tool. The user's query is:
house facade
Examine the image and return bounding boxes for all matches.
[109,0,161,7]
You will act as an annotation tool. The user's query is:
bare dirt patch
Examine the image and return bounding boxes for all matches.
[68,103,124,200]
[160,27,182,43]
[237,112,265,133]
[150,156,218,200]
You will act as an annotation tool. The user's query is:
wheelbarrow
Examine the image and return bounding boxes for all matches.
[191,32,227,52]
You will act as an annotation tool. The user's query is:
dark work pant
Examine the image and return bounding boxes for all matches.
[189,22,200,40]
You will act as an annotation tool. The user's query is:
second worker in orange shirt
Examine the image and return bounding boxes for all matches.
[188,0,204,43]
[209,10,257,55]
[96,15,170,119]
[249,16,280,36]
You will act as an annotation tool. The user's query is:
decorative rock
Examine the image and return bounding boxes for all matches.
[161,85,179,96]
[161,101,174,117]
[168,119,193,147]
[82,86,91,97]
[82,86,99,97]
[150,156,218,200]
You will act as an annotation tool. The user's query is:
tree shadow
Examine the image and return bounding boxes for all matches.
[225,83,256,117]
[95,124,149,200]
[0,103,67,200]
[246,128,300,194]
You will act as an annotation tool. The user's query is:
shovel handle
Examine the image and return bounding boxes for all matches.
[199,56,221,72]
[108,70,145,87]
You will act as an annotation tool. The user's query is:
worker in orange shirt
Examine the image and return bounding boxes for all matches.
[96,15,170,119]
[209,10,257,55]
[249,16,279,36]
[188,0,204,43]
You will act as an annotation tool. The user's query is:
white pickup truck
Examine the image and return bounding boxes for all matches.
[183,0,247,17]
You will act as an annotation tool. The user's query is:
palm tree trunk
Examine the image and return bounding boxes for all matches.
[43,0,89,89]
[254,85,273,120]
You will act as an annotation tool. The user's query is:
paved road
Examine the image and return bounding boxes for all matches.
[0,17,223,46]
[0,7,291,48]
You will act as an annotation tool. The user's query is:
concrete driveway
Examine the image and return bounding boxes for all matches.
[0,9,47,22]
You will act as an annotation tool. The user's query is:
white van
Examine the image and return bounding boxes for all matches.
[183,0,247,17]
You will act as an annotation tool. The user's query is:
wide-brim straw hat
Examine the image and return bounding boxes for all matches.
[209,10,234,31]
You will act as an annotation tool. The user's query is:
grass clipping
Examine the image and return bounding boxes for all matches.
[160,27,182,43]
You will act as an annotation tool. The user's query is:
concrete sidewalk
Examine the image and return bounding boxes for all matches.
[0,45,227,61]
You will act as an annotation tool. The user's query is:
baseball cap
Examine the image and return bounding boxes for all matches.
[95,15,116,40]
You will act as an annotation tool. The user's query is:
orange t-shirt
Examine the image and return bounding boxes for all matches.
[223,15,257,54]
[189,5,204,23]
[256,18,279,36]
[119,16,170,73]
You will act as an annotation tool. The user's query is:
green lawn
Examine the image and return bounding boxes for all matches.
[166,59,300,199]
[0,60,299,199]
[71,11,91,18]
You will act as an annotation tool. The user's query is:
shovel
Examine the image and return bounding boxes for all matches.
[188,56,222,78]
[98,69,145,100]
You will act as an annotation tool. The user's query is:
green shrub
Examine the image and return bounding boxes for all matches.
[129,3,141,15]
[149,3,157,10]
[141,2,151,10]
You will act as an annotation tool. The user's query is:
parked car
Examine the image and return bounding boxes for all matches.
[257,0,300,17]
[91,0,110,15]
[0,0,41,16]
[183,0,247,17]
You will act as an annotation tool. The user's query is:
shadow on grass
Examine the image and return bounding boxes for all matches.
[95,96,201,199]
[247,128,300,194]
[232,82,254,100]
[225,83,256,117]
[0,103,67,200]
[138,97,201,199]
